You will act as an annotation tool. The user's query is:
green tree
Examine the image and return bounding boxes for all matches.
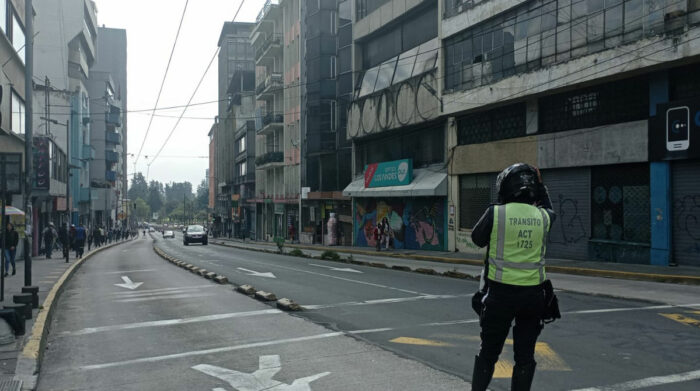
[147,181,164,218]
[133,198,151,222]
[128,173,148,201]
[165,182,194,203]
[196,180,209,210]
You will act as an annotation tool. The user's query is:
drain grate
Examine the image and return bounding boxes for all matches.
[0,378,22,391]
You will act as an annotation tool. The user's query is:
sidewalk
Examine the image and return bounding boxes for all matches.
[0,239,132,390]
[209,236,700,306]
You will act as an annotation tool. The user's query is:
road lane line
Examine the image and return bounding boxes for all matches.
[304,294,470,310]
[114,293,216,303]
[111,285,217,296]
[564,303,700,315]
[103,269,156,274]
[61,309,283,336]
[569,369,700,391]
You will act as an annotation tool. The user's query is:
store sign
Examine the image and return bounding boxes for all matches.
[33,137,50,190]
[364,159,413,188]
[649,99,700,161]
[0,153,22,194]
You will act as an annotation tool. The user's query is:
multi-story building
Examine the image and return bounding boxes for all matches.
[0,0,31,256]
[227,69,257,238]
[298,0,354,245]
[251,0,302,241]
[344,0,447,251]
[33,0,98,253]
[88,27,127,229]
[213,21,255,237]
[441,0,700,266]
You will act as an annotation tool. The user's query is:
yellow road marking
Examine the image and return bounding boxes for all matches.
[660,313,700,328]
[493,359,514,378]
[389,337,454,347]
[685,310,700,315]
[493,339,571,377]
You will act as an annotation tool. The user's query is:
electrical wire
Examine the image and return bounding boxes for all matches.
[134,0,190,167]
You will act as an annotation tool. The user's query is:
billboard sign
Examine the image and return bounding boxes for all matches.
[33,137,50,189]
[650,99,700,161]
[364,159,413,188]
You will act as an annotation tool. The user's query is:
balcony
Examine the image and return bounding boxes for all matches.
[106,131,121,144]
[105,170,117,183]
[255,151,284,169]
[105,150,120,163]
[106,105,122,127]
[234,173,255,185]
[255,73,283,99]
[255,34,282,65]
[306,132,337,155]
[255,112,284,135]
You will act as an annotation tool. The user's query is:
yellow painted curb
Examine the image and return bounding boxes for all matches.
[20,238,136,361]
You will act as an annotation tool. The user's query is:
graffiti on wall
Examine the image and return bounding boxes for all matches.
[455,230,486,257]
[549,194,587,245]
[354,197,446,251]
[673,195,700,254]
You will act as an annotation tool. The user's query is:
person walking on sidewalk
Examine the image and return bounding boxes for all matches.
[75,223,87,258]
[3,223,18,276]
[380,217,392,250]
[469,163,557,391]
[43,223,58,259]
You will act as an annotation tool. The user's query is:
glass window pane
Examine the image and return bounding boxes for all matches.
[359,67,379,97]
[12,13,24,63]
[412,38,438,77]
[393,46,418,84]
[0,0,5,34]
[605,4,623,37]
[558,0,571,24]
[374,57,397,92]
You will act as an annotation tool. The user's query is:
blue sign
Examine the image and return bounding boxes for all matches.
[364,159,413,188]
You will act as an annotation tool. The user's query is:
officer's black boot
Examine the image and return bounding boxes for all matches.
[471,355,495,391]
[511,362,537,391]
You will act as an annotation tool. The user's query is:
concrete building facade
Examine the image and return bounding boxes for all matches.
[440,0,700,266]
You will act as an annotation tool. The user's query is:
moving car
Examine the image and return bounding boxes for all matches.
[183,225,208,246]
[163,230,175,239]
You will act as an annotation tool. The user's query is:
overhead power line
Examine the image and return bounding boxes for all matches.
[134,0,190,167]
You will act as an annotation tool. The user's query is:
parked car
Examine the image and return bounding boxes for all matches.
[163,230,175,239]
[183,225,208,246]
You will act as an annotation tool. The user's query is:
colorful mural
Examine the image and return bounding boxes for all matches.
[354,197,446,251]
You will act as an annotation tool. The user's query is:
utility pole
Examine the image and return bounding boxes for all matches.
[23,0,34,287]
[65,118,70,263]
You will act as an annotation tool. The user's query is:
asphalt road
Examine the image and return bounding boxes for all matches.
[151,232,700,391]
[37,236,470,390]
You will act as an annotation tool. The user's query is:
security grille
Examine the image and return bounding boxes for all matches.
[457,103,526,145]
[539,76,648,133]
[459,174,496,229]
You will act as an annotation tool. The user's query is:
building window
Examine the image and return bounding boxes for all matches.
[330,56,337,79]
[457,102,526,145]
[591,164,650,244]
[239,136,246,153]
[444,0,689,92]
[11,9,24,63]
[11,91,25,134]
[539,76,648,133]
[239,161,247,176]
[356,0,391,20]
[0,0,6,34]
[330,11,336,34]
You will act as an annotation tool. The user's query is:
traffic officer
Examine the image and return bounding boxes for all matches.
[470,163,556,391]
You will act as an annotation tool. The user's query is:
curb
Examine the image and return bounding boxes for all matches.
[15,237,136,390]
[212,240,700,285]
[151,246,230,287]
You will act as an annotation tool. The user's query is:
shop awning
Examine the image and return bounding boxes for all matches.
[342,168,447,198]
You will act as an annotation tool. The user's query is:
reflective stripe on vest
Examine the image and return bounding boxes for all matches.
[488,204,550,286]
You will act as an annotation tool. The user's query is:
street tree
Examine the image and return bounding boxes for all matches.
[128,173,148,201]
[133,198,151,223]
[147,181,164,218]
[196,180,209,210]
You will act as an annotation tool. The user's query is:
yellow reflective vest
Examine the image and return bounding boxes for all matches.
[487,203,551,286]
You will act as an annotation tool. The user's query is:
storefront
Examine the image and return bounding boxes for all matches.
[344,159,448,251]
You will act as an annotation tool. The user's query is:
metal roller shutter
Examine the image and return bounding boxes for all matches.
[672,160,700,266]
[541,168,591,261]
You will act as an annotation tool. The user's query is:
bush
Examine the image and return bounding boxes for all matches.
[320,250,340,261]
[289,248,306,257]
[273,236,285,253]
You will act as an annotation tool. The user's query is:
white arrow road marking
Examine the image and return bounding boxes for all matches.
[193,355,330,391]
[569,369,700,391]
[114,276,143,290]
[308,264,363,273]
[237,267,276,279]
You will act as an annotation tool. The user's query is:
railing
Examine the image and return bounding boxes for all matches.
[256,0,279,22]
[255,34,282,59]
[444,0,487,19]
[105,170,117,182]
[234,173,256,185]
[256,73,283,95]
[105,150,119,163]
[255,151,283,166]
[262,112,283,127]
[105,131,121,144]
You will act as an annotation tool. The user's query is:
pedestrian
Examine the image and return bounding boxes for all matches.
[469,163,559,391]
[3,223,18,276]
[381,217,392,250]
[42,223,58,259]
[373,221,382,251]
[75,223,87,258]
[58,224,69,258]
[87,229,93,250]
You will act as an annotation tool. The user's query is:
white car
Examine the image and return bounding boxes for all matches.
[163,230,175,239]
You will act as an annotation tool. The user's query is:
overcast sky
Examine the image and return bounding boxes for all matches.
[93,0,260,189]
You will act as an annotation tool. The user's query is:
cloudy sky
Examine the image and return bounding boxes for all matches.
[93,0,260,188]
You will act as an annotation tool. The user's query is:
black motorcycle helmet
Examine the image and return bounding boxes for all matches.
[496,163,542,204]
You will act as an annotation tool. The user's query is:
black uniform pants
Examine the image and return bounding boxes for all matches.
[478,281,545,367]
